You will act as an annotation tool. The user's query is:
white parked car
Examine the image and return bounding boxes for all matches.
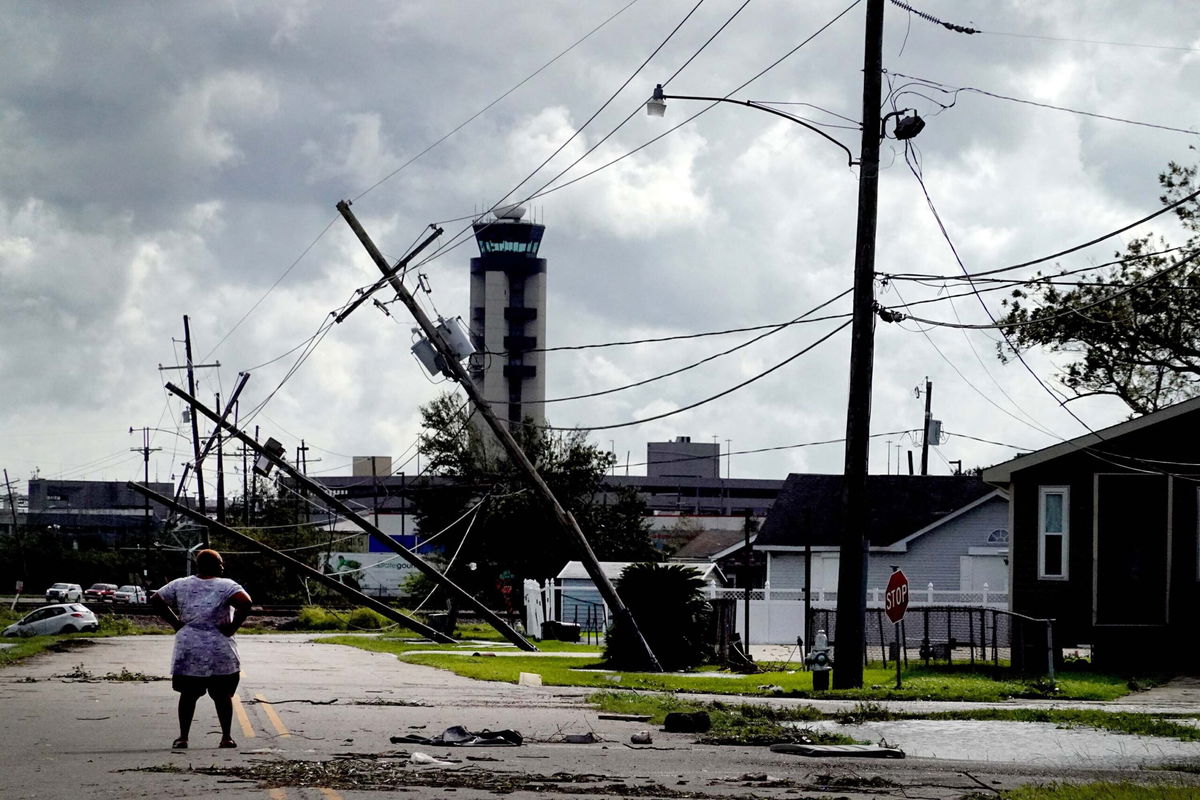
[113,585,147,604]
[2,604,99,637]
[45,583,83,603]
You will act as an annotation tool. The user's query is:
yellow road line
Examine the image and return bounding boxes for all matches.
[318,789,343,800]
[232,692,257,739]
[267,789,287,800]
[254,693,292,738]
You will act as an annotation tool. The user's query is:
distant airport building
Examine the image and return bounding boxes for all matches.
[647,436,721,479]
[468,204,547,435]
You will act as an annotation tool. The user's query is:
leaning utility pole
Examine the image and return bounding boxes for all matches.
[163,383,536,652]
[834,0,884,689]
[337,200,663,671]
[128,481,455,643]
[3,469,19,532]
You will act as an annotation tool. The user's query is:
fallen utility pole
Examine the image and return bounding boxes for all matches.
[126,481,454,643]
[337,200,662,671]
[163,382,536,652]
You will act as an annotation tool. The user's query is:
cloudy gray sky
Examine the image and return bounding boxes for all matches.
[2,1,1198,496]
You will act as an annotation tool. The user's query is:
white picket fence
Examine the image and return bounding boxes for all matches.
[525,580,1007,646]
[706,583,1008,645]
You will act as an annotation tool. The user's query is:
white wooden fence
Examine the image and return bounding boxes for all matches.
[707,583,1008,645]
[525,581,1007,645]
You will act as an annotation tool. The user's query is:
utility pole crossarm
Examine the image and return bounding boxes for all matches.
[335,225,444,324]
[336,200,663,672]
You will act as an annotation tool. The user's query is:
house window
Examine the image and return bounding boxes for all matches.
[1038,487,1069,579]
[987,528,1009,544]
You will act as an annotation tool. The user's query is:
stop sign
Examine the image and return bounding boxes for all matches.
[884,569,909,624]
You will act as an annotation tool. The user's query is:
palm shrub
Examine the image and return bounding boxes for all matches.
[604,562,713,671]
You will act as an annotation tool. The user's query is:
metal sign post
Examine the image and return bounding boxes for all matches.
[884,568,909,689]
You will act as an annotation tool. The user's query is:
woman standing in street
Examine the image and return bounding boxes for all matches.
[151,549,253,750]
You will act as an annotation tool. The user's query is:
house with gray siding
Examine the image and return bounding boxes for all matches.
[757,474,1009,606]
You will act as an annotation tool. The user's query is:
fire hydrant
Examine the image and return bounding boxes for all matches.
[805,629,833,690]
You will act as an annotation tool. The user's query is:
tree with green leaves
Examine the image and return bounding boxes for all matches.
[410,393,657,607]
[997,159,1200,414]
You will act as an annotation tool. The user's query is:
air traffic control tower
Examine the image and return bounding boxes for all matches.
[468,204,547,433]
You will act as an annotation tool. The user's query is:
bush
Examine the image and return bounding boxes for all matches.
[97,615,138,636]
[604,562,713,671]
[296,606,343,630]
[346,607,387,630]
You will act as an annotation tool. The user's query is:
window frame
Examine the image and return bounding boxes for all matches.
[1038,486,1070,580]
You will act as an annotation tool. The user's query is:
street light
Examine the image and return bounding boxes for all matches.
[646,84,857,168]
[645,0,911,688]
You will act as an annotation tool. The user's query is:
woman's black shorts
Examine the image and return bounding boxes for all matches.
[172,672,241,697]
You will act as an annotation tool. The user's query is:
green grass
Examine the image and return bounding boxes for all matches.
[0,635,60,666]
[832,701,1200,741]
[998,783,1200,799]
[318,635,1137,701]
[0,611,173,666]
[589,690,850,746]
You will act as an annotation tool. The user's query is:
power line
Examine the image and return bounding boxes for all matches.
[482,307,851,355]
[488,289,852,406]
[418,0,864,264]
[203,216,339,363]
[884,248,1200,330]
[352,0,645,204]
[981,30,1200,54]
[544,320,850,432]
[883,245,1187,286]
[888,72,1200,137]
[899,140,1200,482]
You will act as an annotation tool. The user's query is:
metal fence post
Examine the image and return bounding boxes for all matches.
[1046,618,1056,684]
[968,610,976,666]
[922,608,930,667]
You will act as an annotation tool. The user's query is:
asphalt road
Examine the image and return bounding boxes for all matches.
[2,633,1198,799]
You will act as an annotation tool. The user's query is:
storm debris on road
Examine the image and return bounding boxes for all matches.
[137,760,753,797]
[771,742,905,758]
[664,711,711,733]
[391,725,523,747]
[54,663,167,683]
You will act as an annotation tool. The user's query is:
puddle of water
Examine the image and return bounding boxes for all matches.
[796,720,1200,767]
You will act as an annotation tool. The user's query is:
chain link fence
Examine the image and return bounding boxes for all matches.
[809,605,1055,676]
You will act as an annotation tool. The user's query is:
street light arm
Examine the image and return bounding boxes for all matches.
[659,92,857,168]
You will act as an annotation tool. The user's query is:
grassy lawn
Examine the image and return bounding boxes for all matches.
[0,612,169,666]
[587,689,853,746]
[828,701,1200,741]
[998,783,1200,800]
[318,635,1139,701]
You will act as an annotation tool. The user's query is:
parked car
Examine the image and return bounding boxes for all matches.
[45,583,83,603]
[2,604,99,637]
[83,583,118,603]
[112,585,147,604]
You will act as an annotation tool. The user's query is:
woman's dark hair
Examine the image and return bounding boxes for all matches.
[195,549,224,575]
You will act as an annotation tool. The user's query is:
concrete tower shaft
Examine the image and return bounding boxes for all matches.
[468,207,547,433]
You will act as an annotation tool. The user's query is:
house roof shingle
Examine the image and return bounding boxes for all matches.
[756,474,995,548]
